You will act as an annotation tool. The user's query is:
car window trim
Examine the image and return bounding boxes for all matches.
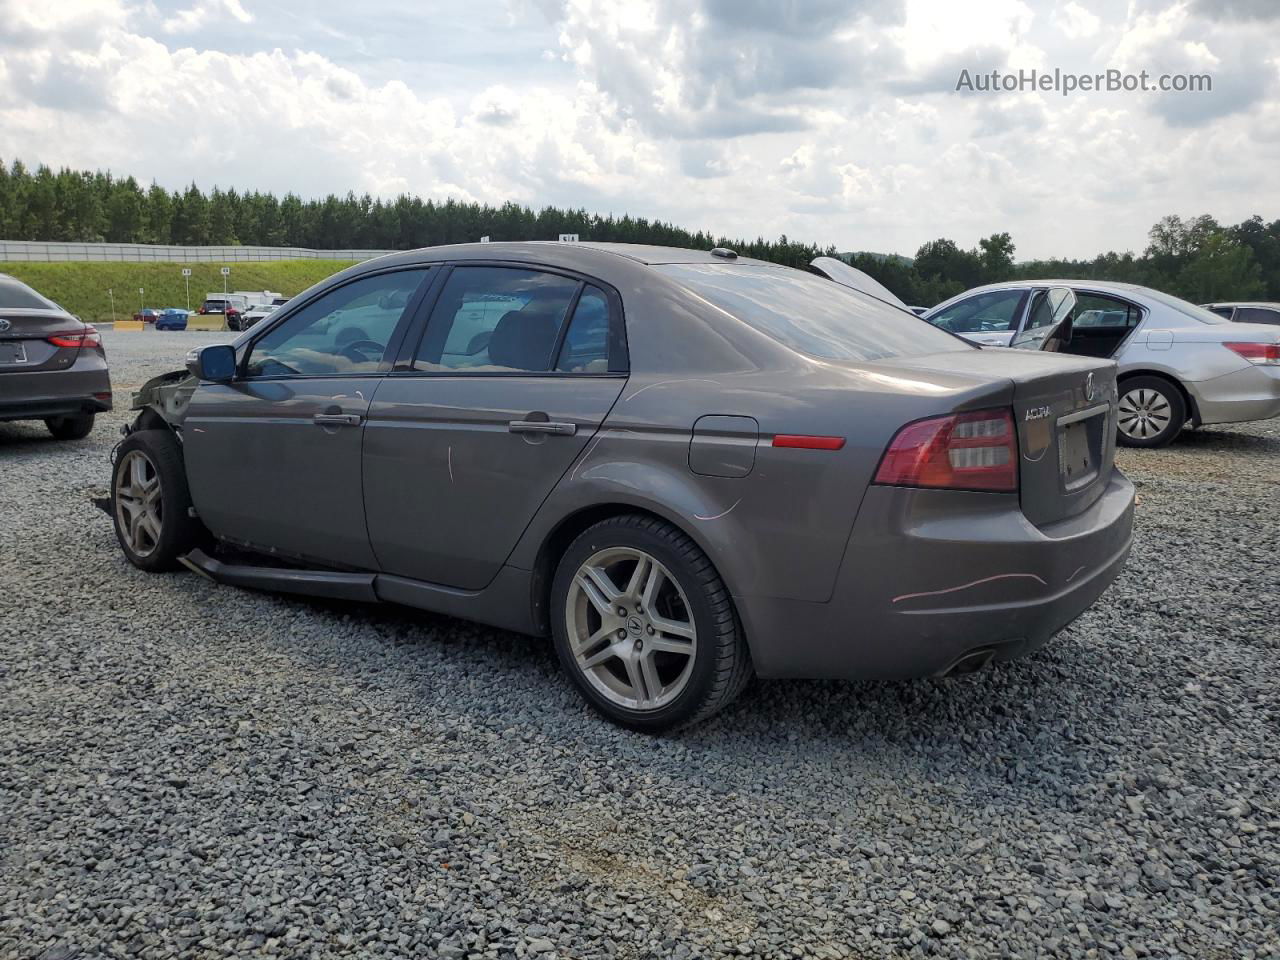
[398,259,629,377]
[236,265,438,381]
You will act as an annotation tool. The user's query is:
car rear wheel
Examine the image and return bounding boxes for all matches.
[111,429,205,572]
[44,414,95,440]
[551,514,752,732]
[1117,376,1185,448]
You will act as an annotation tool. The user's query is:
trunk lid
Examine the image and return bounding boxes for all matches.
[874,349,1119,526]
[0,308,87,373]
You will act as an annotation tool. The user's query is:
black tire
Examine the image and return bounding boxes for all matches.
[550,514,752,732]
[1116,375,1186,448]
[111,429,205,572]
[44,413,95,440]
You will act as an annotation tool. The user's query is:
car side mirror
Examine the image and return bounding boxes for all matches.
[186,344,237,382]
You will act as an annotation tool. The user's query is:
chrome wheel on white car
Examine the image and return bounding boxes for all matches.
[1116,376,1186,448]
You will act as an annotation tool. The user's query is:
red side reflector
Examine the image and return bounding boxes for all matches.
[772,434,846,450]
[873,407,1018,492]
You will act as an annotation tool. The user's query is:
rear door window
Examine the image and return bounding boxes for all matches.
[656,263,971,361]
[1073,294,1142,328]
[556,285,612,373]
[415,266,581,373]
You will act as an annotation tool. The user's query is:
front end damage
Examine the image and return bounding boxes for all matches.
[125,368,199,433]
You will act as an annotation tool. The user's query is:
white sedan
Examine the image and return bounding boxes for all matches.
[922,280,1280,447]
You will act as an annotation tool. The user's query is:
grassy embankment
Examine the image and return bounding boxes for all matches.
[0,260,361,324]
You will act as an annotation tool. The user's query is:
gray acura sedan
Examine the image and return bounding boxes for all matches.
[111,243,1134,730]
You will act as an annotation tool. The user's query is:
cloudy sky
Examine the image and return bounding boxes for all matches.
[0,0,1277,259]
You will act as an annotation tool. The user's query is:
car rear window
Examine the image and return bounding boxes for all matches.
[655,263,972,361]
[1140,288,1226,325]
[0,277,58,310]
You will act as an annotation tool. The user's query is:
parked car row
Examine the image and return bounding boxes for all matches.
[6,245,1275,729]
[199,291,286,331]
[810,259,1280,448]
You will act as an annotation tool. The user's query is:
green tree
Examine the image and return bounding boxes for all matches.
[1174,233,1265,302]
[978,232,1015,281]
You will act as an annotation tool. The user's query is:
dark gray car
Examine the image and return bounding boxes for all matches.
[111,243,1134,730]
[0,273,111,439]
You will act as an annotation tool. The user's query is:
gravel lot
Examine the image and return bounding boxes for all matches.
[3,328,1278,960]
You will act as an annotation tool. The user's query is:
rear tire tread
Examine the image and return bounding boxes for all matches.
[44,414,95,441]
[556,513,752,731]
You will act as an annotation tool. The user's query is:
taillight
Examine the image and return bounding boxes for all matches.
[1225,342,1280,366]
[874,407,1018,493]
[48,326,101,349]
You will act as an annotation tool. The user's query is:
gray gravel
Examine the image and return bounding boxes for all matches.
[3,328,1279,959]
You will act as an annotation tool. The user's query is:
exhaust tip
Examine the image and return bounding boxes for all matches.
[941,648,996,678]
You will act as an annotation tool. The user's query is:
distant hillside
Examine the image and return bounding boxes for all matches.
[0,260,358,324]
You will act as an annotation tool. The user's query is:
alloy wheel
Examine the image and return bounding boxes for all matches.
[115,449,164,558]
[1117,387,1172,441]
[565,547,697,712]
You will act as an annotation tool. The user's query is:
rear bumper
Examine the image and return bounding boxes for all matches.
[1187,365,1280,425]
[736,470,1135,680]
[0,356,113,421]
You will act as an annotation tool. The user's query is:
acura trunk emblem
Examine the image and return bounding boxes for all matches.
[1084,372,1095,402]
[0,319,10,332]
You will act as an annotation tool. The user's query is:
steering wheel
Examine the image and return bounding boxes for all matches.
[339,339,384,363]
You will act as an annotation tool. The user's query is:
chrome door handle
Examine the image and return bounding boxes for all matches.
[509,420,576,436]
[313,413,363,427]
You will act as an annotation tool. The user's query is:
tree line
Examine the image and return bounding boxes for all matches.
[0,159,831,268]
[838,214,1279,306]
[1,159,1276,306]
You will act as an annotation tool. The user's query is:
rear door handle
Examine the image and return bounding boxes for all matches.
[313,413,363,427]
[509,420,577,436]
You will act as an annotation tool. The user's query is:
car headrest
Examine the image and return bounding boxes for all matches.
[488,305,560,370]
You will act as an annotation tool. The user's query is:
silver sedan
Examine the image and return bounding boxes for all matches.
[922,280,1280,446]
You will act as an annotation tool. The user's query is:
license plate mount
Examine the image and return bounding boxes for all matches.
[0,341,27,365]
[1057,406,1107,492]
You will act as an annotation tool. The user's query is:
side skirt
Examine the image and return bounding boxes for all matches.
[179,549,542,636]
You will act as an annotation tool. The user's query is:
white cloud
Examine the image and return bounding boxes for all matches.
[0,0,1275,261]
[1051,1,1101,40]
[163,0,253,35]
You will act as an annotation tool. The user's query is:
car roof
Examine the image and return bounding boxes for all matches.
[1204,301,1280,308]
[363,241,781,270]
[953,279,1156,295]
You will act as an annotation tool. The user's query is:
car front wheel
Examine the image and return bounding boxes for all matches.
[111,429,205,571]
[1117,376,1186,448]
[551,514,752,732]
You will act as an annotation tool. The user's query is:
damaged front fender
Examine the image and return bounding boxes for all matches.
[130,369,199,428]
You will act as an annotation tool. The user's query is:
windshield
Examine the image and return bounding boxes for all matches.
[656,263,972,362]
[1138,287,1227,325]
